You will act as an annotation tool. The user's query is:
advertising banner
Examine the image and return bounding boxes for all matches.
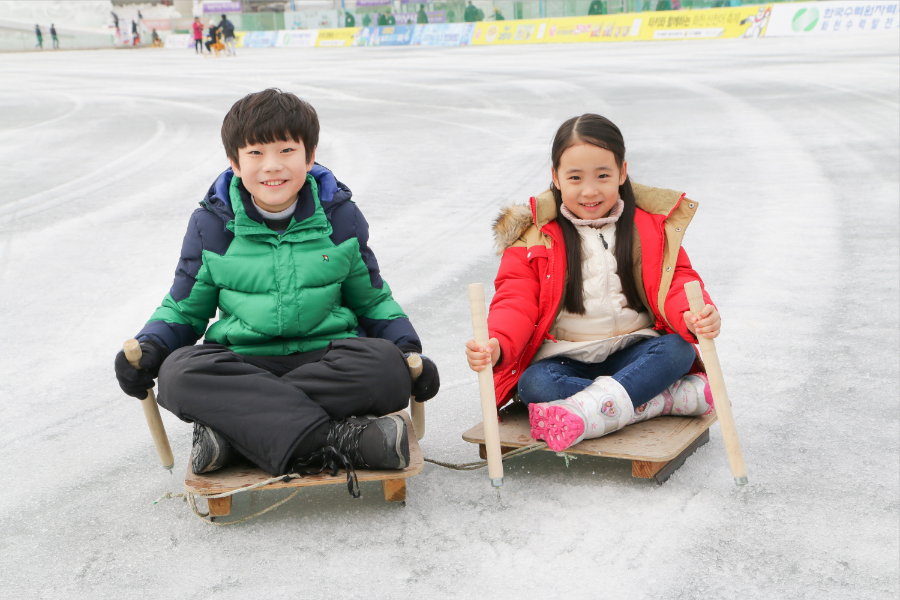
[316,27,359,46]
[163,33,193,49]
[765,0,898,36]
[393,11,447,24]
[140,19,171,31]
[411,23,475,46]
[275,29,319,47]
[356,0,391,6]
[357,25,416,46]
[203,1,242,14]
[242,30,278,47]
[471,5,775,46]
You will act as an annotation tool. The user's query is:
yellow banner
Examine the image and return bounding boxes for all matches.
[316,27,360,47]
[471,5,772,45]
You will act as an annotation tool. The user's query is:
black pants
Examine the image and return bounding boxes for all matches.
[194,38,203,52]
[157,338,411,475]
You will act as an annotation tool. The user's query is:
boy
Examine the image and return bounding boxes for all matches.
[114,90,439,496]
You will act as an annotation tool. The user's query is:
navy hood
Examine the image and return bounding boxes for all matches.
[202,163,353,223]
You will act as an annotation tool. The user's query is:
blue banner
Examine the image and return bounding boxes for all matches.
[411,23,475,46]
[243,31,278,48]
[357,25,416,46]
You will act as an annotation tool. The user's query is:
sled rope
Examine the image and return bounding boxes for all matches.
[423,442,549,470]
[155,443,573,525]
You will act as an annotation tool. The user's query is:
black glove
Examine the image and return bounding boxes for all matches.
[114,339,167,400]
[409,354,440,402]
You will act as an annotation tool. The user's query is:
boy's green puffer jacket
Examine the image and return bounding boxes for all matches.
[136,165,420,356]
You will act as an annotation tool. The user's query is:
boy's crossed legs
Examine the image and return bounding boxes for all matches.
[157,337,412,476]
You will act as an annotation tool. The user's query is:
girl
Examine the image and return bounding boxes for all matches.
[465,114,720,452]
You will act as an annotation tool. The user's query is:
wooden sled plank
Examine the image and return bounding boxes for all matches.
[462,402,717,463]
[632,428,710,484]
[185,411,424,515]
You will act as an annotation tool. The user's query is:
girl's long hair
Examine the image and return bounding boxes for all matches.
[550,114,642,315]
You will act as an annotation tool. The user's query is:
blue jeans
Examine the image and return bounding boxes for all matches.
[517,334,695,408]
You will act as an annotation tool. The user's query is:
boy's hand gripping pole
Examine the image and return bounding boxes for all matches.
[684,281,748,486]
[123,339,175,472]
[407,354,425,440]
[468,283,504,489]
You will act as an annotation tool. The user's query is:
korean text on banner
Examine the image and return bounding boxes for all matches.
[471,5,776,46]
[765,0,899,36]
[411,23,475,46]
[358,25,416,46]
[203,1,242,13]
[638,5,773,39]
[316,28,359,47]
[275,30,319,47]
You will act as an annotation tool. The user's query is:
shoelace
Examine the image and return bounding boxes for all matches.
[291,419,370,498]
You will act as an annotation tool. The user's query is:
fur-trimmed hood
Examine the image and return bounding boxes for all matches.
[492,183,689,254]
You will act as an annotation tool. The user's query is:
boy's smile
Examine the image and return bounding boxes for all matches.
[230,140,316,213]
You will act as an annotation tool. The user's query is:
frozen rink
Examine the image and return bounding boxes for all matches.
[1,33,898,599]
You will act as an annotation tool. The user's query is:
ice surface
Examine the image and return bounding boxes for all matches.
[0,35,897,599]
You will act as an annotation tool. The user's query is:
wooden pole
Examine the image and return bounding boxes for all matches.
[407,353,425,440]
[684,281,748,486]
[468,283,504,488]
[123,339,175,472]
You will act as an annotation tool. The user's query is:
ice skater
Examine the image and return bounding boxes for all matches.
[192,17,204,54]
[465,114,718,451]
[114,89,440,495]
[219,14,236,55]
[50,24,59,49]
[34,24,42,49]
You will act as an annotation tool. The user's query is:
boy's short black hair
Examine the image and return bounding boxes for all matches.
[221,89,319,166]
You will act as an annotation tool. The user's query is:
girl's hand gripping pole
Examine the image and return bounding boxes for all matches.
[468,283,504,489]
[123,339,175,472]
[684,281,748,486]
[407,354,425,440]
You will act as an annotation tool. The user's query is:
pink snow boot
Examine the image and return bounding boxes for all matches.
[630,373,715,425]
[529,377,634,452]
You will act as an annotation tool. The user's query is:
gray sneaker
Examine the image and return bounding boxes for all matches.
[191,423,237,474]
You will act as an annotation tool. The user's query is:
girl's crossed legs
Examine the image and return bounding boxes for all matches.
[517,333,696,409]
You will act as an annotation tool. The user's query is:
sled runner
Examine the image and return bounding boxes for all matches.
[462,403,717,485]
[185,411,425,518]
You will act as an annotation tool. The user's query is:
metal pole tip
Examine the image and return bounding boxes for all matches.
[734,476,748,486]
[491,478,504,488]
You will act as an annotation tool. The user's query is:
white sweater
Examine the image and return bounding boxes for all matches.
[532,220,658,364]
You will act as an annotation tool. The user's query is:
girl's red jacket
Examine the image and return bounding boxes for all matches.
[487,185,715,408]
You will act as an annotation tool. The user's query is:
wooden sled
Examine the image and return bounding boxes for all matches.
[184,411,424,518]
[462,402,717,485]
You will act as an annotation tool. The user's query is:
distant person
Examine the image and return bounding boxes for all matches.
[345,12,355,27]
[417,4,428,24]
[205,22,219,53]
[642,0,651,9]
[588,0,607,14]
[464,1,478,22]
[476,6,484,20]
[377,12,387,26]
[673,0,681,8]
[152,28,162,47]
[111,11,119,31]
[493,7,505,20]
[192,17,204,54]
[363,13,372,26]
[131,19,140,45]
[386,12,396,25]
[34,24,42,49]
[219,14,236,55]
[656,0,672,9]
[50,24,59,49]
[447,9,456,22]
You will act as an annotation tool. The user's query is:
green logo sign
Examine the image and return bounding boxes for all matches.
[792,7,819,32]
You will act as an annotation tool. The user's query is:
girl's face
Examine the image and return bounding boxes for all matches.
[552,143,627,220]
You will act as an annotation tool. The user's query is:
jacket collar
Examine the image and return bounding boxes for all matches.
[227,173,332,243]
